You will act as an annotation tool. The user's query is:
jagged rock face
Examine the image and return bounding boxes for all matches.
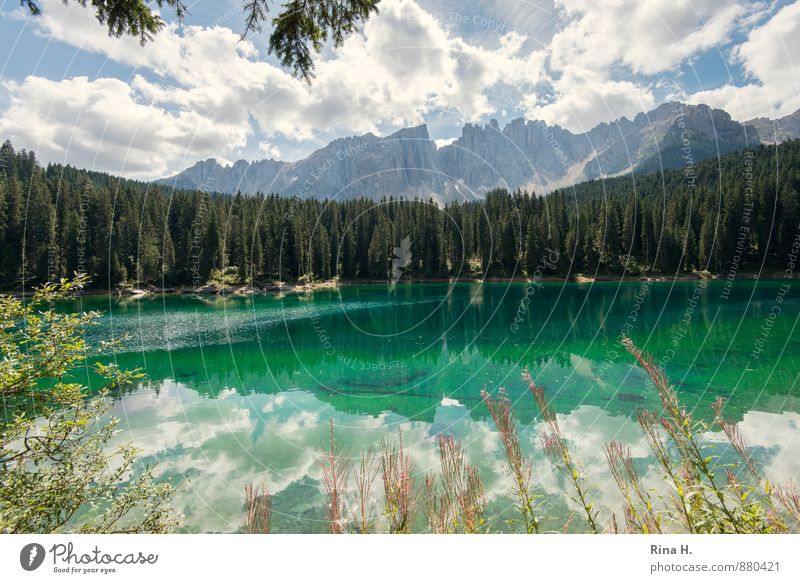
[746,108,800,144]
[635,104,759,175]
[168,157,287,194]
[162,102,792,200]
[163,126,444,200]
[435,118,590,194]
[282,125,443,199]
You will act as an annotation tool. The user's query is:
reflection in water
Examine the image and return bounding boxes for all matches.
[108,382,800,533]
[64,281,800,532]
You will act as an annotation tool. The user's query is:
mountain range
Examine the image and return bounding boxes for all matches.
[161,102,800,201]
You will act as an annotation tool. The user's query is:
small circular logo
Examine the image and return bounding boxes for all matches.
[20,543,46,571]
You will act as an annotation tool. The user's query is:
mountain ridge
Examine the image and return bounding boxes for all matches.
[161,103,800,201]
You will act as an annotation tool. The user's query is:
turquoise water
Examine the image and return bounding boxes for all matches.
[65,281,800,532]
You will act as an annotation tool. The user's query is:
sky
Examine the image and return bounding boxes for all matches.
[0,0,799,180]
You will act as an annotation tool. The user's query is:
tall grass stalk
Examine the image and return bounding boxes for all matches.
[242,483,272,534]
[524,369,599,533]
[317,419,351,534]
[481,387,540,533]
[775,482,800,525]
[379,430,416,534]
[354,448,378,534]
[621,336,786,533]
[604,441,661,533]
[635,408,697,532]
[424,433,486,533]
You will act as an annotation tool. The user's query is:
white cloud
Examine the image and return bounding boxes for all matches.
[282,0,545,136]
[0,0,298,176]
[0,0,546,177]
[258,142,282,159]
[0,75,250,178]
[434,137,457,149]
[522,0,752,132]
[525,67,656,132]
[705,409,800,484]
[550,0,748,76]
[2,0,796,177]
[688,1,800,120]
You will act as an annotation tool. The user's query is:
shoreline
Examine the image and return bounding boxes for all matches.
[3,271,789,299]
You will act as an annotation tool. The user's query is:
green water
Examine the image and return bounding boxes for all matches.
[66,281,800,532]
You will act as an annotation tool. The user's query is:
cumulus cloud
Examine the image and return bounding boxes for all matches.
[524,66,656,133]
[0,75,250,178]
[0,1,294,177]
[0,0,544,177]
[549,0,748,75]
[688,1,800,120]
[258,142,282,159]
[523,0,753,132]
[2,0,797,177]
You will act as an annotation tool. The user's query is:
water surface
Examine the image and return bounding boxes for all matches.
[67,281,800,532]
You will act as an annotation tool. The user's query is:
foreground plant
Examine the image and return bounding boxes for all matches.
[242,483,272,534]
[0,276,180,533]
[353,447,379,534]
[481,387,540,533]
[604,440,662,533]
[775,482,800,526]
[379,430,416,533]
[424,433,486,533]
[524,369,599,533]
[317,419,351,533]
[618,336,789,534]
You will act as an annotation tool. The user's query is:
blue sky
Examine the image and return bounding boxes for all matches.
[1,0,798,179]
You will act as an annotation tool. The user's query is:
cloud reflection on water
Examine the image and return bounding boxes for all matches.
[106,380,800,533]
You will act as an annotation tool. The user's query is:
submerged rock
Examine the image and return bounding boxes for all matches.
[119,287,149,297]
[616,392,646,402]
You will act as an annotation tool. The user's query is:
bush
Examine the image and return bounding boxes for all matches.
[0,276,180,533]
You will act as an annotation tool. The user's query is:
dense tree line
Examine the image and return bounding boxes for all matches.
[1,139,799,289]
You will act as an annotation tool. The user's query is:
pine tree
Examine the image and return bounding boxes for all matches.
[525,216,542,275]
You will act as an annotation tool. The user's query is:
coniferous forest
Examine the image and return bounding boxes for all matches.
[1,138,799,290]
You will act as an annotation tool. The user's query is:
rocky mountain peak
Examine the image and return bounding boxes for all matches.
[161,102,799,200]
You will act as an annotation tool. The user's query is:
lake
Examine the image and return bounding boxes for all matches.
[66,280,800,532]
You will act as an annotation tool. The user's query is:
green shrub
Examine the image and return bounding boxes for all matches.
[0,276,180,534]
